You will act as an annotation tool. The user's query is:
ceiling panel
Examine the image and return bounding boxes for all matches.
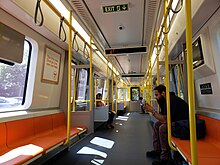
[84,0,145,48]
[116,54,142,73]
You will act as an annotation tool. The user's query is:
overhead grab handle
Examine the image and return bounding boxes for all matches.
[83,43,90,58]
[34,0,44,26]
[158,37,165,47]
[59,17,67,42]
[170,0,183,14]
[162,12,171,35]
[72,32,79,52]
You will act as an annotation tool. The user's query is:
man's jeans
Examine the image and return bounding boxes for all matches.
[153,121,171,160]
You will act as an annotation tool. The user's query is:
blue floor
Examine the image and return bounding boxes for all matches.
[44,112,155,165]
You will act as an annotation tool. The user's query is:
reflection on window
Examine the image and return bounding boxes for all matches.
[76,69,88,104]
[0,40,31,109]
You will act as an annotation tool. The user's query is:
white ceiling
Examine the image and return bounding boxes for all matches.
[84,0,145,48]
[69,0,162,85]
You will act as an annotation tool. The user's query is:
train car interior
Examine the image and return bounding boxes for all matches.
[0,0,220,164]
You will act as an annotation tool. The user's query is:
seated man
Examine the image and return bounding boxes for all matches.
[96,93,115,129]
[145,85,189,165]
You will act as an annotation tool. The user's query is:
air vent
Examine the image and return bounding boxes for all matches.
[105,46,147,56]
[70,0,107,48]
[143,0,159,46]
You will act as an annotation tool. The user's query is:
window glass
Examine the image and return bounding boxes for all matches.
[130,87,140,101]
[0,40,31,109]
[173,65,184,99]
[102,80,109,103]
[170,68,177,94]
[96,79,105,95]
[118,88,127,101]
[76,69,88,104]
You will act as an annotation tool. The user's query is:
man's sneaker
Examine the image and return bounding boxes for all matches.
[146,150,160,160]
[152,159,169,165]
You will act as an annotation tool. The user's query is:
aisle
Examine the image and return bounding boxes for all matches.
[45,112,155,165]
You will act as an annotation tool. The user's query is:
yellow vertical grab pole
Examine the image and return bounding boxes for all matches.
[156,32,160,86]
[94,79,97,106]
[178,65,181,97]
[185,0,198,164]
[106,58,109,106]
[147,81,150,102]
[164,0,176,151]
[124,87,126,107]
[145,82,147,101]
[156,31,160,112]
[111,68,114,112]
[150,56,152,106]
[128,86,130,101]
[89,36,93,112]
[64,10,72,145]
[146,78,149,102]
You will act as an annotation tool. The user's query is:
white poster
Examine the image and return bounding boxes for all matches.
[42,46,61,84]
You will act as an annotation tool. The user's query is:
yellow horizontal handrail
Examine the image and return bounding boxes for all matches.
[75,100,91,102]
[95,99,109,101]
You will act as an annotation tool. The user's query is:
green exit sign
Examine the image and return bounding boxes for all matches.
[103,4,129,13]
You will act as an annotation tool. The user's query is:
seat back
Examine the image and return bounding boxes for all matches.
[6,118,35,148]
[94,106,109,122]
[34,115,53,136]
[52,113,65,129]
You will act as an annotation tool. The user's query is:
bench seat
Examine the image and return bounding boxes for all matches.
[171,115,220,165]
[0,112,87,164]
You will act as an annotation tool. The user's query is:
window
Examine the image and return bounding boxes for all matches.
[130,87,140,101]
[102,80,108,102]
[118,88,127,101]
[76,69,88,105]
[96,79,105,95]
[71,63,76,103]
[172,65,184,99]
[0,40,31,109]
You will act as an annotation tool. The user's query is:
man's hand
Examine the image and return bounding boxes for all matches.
[144,103,154,113]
